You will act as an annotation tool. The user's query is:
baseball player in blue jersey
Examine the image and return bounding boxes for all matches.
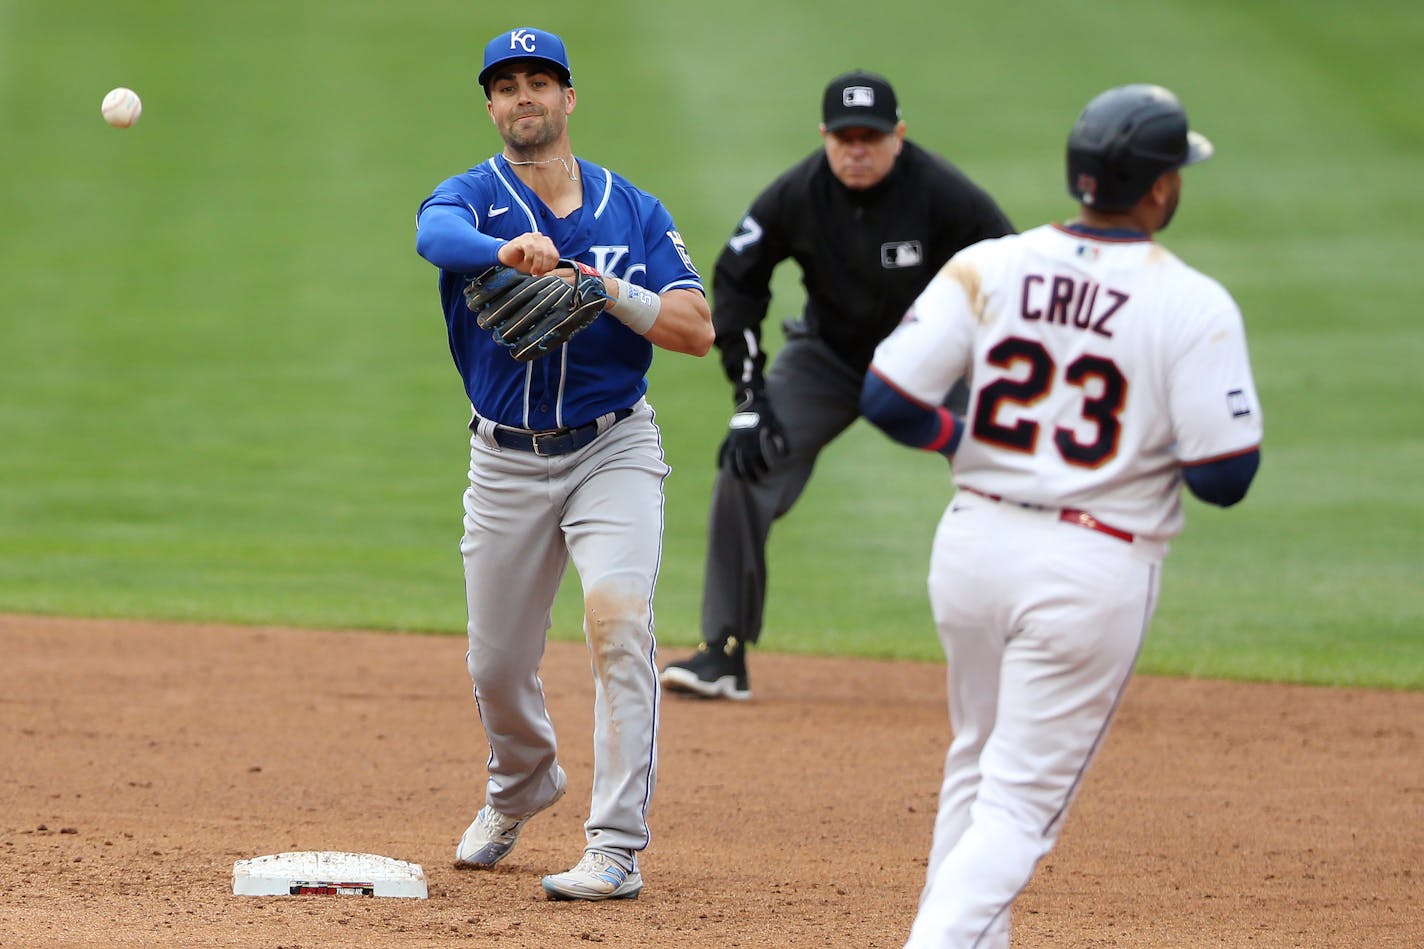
[414,26,712,902]
[863,84,1261,946]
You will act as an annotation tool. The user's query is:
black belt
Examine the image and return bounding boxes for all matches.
[478,408,634,457]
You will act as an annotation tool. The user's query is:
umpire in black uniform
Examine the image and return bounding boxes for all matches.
[661,70,1014,700]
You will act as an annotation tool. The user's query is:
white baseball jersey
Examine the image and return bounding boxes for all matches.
[871,223,1262,541]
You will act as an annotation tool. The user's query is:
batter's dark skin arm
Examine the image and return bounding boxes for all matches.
[860,369,964,457]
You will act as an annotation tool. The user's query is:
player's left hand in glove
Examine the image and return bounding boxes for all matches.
[717,388,789,482]
[463,259,610,362]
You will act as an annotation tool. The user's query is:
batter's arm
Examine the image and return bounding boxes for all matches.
[860,369,964,457]
[1182,448,1260,507]
[859,258,979,453]
[1166,289,1264,508]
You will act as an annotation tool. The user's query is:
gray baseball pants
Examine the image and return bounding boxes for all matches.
[461,398,665,856]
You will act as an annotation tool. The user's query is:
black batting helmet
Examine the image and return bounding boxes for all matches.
[1066,84,1213,212]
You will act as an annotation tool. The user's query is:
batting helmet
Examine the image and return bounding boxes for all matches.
[1066,84,1213,212]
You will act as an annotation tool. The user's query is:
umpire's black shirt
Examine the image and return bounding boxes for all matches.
[713,140,1014,389]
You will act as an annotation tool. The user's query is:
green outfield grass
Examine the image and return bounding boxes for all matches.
[1,0,1420,688]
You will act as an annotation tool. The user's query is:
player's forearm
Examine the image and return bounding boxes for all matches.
[860,369,962,457]
[641,289,714,356]
[415,206,506,273]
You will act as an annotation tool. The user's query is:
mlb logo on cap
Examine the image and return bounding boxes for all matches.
[844,86,876,108]
[822,70,900,133]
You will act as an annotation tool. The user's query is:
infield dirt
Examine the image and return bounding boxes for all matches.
[2,615,1420,947]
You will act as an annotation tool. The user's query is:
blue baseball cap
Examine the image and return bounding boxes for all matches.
[479,27,573,91]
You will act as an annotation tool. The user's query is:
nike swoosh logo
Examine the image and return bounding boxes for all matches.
[488,205,509,218]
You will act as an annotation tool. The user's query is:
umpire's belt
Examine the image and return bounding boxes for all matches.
[479,407,634,457]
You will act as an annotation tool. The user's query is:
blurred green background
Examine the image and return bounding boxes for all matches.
[1,0,1420,687]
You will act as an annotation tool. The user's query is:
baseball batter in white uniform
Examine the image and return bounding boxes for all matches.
[860,84,1263,947]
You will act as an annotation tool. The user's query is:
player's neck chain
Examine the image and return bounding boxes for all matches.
[504,153,579,183]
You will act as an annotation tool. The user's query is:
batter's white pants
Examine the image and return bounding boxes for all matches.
[905,495,1163,949]
[460,400,667,857]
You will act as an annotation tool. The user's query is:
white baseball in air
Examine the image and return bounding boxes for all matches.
[101,87,142,128]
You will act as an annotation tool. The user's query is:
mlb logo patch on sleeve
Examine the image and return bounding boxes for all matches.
[1227,389,1252,418]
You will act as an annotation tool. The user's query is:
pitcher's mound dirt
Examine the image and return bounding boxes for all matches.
[2,615,1419,947]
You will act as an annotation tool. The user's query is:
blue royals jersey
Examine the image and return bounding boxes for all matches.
[418,155,704,430]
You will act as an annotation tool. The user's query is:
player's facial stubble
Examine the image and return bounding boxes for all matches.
[487,68,573,157]
[501,108,565,152]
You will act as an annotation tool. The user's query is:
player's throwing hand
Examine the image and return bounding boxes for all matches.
[497,232,561,275]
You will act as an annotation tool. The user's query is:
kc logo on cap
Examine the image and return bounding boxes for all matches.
[479,26,573,90]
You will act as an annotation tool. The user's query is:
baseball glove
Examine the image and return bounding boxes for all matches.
[463,259,610,363]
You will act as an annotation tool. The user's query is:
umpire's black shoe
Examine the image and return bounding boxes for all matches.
[660,637,750,701]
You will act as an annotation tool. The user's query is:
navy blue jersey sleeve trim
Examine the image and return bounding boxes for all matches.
[1182,448,1260,507]
[860,369,963,457]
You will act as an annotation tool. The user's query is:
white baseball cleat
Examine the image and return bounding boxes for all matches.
[454,765,567,869]
[541,850,643,901]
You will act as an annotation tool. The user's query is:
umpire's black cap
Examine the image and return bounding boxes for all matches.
[822,71,900,133]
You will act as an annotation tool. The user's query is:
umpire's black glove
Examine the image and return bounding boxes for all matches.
[717,388,788,483]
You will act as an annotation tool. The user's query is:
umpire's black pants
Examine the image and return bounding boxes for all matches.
[700,326,968,647]
[698,322,881,645]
